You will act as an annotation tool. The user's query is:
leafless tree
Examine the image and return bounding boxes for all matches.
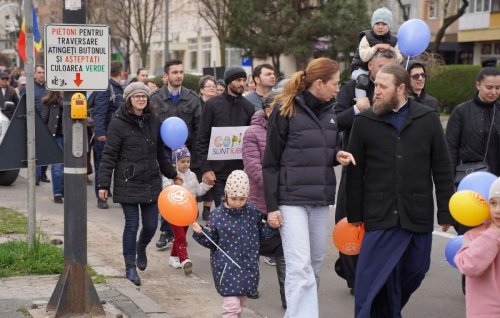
[129,0,163,67]
[432,0,469,53]
[198,0,230,66]
[87,0,163,70]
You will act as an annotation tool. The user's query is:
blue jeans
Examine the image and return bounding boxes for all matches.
[213,178,227,207]
[93,139,105,198]
[51,137,64,196]
[121,202,159,256]
[279,205,329,318]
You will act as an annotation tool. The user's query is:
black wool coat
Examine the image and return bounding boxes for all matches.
[98,105,177,204]
[346,100,454,233]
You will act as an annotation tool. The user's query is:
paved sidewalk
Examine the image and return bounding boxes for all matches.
[0,275,172,318]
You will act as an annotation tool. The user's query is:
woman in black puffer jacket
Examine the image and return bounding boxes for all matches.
[446,63,500,235]
[98,82,180,286]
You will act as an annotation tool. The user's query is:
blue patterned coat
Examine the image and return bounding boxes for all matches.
[193,203,276,296]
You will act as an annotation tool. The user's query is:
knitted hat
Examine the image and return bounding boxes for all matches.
[224,65,247,85]
[123,82,150,102]
[172,145,191,162]
[489,177,500,199]
[225,170,250,198]
[371,7,393,29]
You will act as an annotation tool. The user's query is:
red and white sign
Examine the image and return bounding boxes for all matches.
[45,24,109,91]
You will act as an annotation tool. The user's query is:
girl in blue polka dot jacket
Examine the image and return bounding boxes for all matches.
[192,170,277,317]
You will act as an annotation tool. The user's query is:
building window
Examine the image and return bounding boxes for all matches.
[467,0,491,13]
[202,37,212,67]
[493,0,500,12]
[495,43,500,55]
[480,42,500,64]
[482,43,492,55]
[225,48,244,66]
[188,38,198,71]
[428,0,438,19]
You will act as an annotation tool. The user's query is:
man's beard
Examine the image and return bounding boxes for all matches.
[228,83,244,96]
[373,94,399,116]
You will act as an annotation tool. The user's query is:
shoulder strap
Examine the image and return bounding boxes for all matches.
[109,83,116,103]
[483,105,496,162]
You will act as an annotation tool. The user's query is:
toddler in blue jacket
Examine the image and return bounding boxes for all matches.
[192,170,276,317]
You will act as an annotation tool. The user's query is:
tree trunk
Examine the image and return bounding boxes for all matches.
[219,40,226,67]
[431,0,469,53]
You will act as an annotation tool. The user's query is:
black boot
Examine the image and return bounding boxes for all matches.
[276,256,287,309]
[136,240,148,271]
[202,206,211,221]
[124,255,141,286]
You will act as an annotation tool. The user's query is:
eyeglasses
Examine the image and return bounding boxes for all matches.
[410,73,427,80]
[132,94,148,100]
[203,84,216,89]
[1,77,8,81]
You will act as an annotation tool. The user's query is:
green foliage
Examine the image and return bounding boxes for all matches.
[0,207,28,235]
[0,53,13,68]
[226,0,369,73]
[87,266,107,284]
[0,240,64,277]
[426,65,481,113]
[183,74,201,93]
[153,75,164,89]
[151,74,201,93]
[340,69,351,83]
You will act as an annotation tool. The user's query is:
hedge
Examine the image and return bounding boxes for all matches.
[426,65,482,113]
[152,73,202,93]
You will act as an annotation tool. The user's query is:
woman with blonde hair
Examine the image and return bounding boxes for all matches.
[263,57,355,317]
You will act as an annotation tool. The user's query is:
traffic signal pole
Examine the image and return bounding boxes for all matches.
[46,1,105,316]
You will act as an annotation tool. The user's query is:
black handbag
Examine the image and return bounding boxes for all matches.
[454,106,496,185]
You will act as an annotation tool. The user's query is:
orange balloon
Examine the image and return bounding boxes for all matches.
[158,185,198,226]
[333,218,365,255]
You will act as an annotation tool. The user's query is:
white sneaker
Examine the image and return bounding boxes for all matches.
[169,256,181,268]
[181,259,193,275]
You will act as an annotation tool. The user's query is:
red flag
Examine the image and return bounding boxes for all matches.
[17,4,42,62]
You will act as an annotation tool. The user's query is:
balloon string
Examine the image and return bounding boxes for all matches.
[201,230,242,269]
[405,56,410,70]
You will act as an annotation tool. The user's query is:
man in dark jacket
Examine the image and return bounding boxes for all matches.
[346,64,454,317]
[150,59,201,248]
[0,71,19,119]
[92,60,125,209]
[407,61,439,111]
[197,65,255,208]
[334,50,396,293]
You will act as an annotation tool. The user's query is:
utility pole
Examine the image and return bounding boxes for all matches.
[46,0,105,316]
[164,0,169,62]
[24,0,37,253]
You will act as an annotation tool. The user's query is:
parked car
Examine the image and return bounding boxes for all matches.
[0,101,20,186]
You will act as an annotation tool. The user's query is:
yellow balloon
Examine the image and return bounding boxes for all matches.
[449,190,489,227]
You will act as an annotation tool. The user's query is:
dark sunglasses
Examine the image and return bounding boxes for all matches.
[410,73,427,80]
[1,77,8,81]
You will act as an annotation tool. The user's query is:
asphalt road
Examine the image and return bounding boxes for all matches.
[1,167,466,318]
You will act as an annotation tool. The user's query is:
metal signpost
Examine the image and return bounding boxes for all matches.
[45,2,109,316]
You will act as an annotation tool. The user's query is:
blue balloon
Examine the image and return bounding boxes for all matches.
[457,171,497,200]
[160,117,188,149]
[445,235,464,269]
[397,19,431,57]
